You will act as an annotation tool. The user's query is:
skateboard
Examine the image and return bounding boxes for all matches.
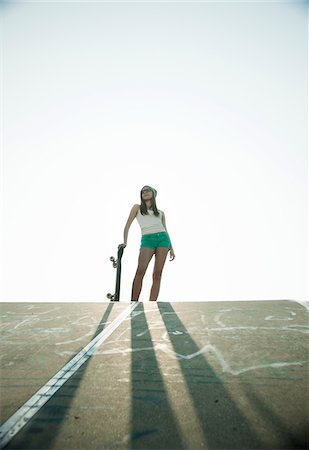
[107,245,124,301]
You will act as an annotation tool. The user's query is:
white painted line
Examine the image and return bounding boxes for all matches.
[0,302,138,448]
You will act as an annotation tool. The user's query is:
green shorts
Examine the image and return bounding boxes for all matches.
[141,232,171,250]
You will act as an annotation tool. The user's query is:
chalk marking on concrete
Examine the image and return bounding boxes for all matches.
[27,307,62,316]
[13,318,36,330]
[227,361,307,376]
[265,315,293,321]
[208,326,309,334]
[294,300,309,311]
[90,340,309,377]
[202,343,308,376]
[214,309,232,327]
[54,330,94,346]
[0,302,138,449]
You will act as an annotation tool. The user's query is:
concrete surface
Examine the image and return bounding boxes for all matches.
[0,300,308,449]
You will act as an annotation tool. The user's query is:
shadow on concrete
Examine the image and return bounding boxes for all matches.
[130,302,184,450]
[245,390,308,449]
[6,303,115,449]
[157,302,263,450]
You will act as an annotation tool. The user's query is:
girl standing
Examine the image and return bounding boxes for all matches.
[119,186,175,301]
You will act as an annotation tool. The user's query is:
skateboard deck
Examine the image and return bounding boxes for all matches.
[107,245,124,301]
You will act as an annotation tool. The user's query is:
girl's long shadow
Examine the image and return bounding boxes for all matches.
[130,302,184,449]
[6,303,115,450]
[157,302,263,450]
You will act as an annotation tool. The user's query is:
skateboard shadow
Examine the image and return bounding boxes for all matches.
[5,303,115,450]
[157,302,263,450]
[130,302,185,449]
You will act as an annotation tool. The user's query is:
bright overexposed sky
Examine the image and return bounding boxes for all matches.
[0,0,308,302]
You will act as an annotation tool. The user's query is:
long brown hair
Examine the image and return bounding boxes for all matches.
[140,186,159,216]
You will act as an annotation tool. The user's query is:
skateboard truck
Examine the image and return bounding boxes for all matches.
[109,256,118,268]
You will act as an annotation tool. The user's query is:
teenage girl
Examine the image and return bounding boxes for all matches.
[119,186,175,301]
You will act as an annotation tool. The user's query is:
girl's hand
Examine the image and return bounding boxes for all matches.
[169,248,175,261]
[118,243,127,249]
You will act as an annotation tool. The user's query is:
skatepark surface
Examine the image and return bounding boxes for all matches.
[0,300,308,450]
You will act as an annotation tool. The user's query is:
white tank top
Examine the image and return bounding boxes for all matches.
[136,209,166,235]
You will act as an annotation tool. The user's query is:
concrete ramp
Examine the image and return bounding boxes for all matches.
[0,300,308,449]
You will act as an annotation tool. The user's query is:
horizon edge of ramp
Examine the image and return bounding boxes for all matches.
[0,302,139,449]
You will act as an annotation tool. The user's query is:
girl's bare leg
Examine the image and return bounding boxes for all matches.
[149,247,169,301]
[131,248,155,301]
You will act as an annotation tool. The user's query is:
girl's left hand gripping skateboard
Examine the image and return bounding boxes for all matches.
[107,245,124,301]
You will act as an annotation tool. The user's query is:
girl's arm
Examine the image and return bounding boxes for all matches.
[120,204,139,247]
[162,212,175,261]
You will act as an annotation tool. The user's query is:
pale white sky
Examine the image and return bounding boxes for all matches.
[0,0,308,302]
